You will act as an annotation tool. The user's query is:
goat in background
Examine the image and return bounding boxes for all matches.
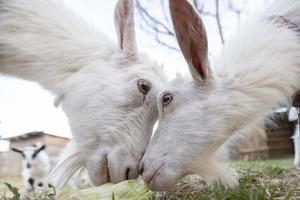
[11,144,50,192]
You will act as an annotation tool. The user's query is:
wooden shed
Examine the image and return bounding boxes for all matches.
[235,108,295,160]
[234,126,269,161]
[265,111,295,158]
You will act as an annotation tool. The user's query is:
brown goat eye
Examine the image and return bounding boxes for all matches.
[137,79,152,95]
[162,93,173,106]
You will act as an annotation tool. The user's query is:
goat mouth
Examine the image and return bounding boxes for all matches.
[104,154,111,183]
[98,154,111,183]
[144,163,164,186]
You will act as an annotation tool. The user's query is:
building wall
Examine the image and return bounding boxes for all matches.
[233,112,295,161]
[235,126,269,160]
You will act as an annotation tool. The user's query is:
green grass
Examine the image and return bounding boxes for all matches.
[0,180,56,200]
[0,177,23,197]
[232,158,294,171]
[158,158,299,200]
[1,158,299,200]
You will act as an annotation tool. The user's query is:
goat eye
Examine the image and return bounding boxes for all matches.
[137,79,152,95]
[162,93,173,106]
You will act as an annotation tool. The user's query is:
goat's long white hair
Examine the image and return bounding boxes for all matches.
[49,143,86,189]
[0,0,114,188]
[0,0,165,189]
[140,0,300,191]
[0,0,115,91]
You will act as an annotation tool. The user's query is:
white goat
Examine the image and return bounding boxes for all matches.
[0,0,164,189]
[292,124,300,168]
[289,107,300,167]
[11,145,50,192]
[140,0,300,191]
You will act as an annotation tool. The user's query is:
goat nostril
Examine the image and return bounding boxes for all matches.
[104,154,111,183]
[38,182,44,187]
[28,178,34,186]
[125,167,130,180]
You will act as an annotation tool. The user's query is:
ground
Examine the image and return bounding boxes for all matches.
[157,158,300,200]
[0,158,299,200]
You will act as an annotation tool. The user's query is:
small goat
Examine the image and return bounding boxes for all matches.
[0,0,164,188]
[289,107,300,168]
[292,124,300,168]
[140,0,300,191]
[11,145,50,192]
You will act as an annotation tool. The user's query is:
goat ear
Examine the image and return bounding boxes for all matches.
[11,147,22,153]
[39,145,46,151]
[169,0,212,83]
[32,145,46,159]
[11,147,25,158]
[114,0,137,59]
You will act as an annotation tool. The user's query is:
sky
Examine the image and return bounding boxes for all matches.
[0,0,271,143]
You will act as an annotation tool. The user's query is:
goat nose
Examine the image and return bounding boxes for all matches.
[27,163,31,168]
[137,79,152,95]
[28,178,34,186]
[139,161,144,176]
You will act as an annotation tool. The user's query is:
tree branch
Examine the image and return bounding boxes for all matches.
[135,0,231,50]
[215,0,225,44]
[135,0,179,50]
[136,1,174,36]
[160,0,171,26]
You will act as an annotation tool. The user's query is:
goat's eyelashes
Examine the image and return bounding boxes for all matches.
[161,93,174,106]
[137,79,152,95]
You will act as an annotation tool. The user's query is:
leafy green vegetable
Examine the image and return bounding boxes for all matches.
[77,178,152,200]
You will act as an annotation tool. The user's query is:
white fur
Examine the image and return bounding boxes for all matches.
[141,0,300,191]
[290,107,300,167]
[288,107,300,168]
[289,107,298,121]
[0,0,165,189]
[292,123,300,168]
